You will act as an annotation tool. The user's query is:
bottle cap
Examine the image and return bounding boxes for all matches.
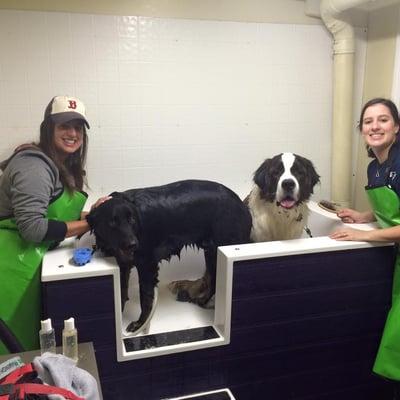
[64,317,75,331]
[40,318,52,332]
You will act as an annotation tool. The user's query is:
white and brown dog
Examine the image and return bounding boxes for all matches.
[246,152,320,242]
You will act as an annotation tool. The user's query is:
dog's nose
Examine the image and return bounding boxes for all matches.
[127,242,137,251]
[124,241,138,252]
[281,179,295,191]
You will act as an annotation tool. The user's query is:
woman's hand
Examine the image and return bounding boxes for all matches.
[65,197,111,238]
[329,227,371,242]
[336,208,375,224]
[90,196,112,211]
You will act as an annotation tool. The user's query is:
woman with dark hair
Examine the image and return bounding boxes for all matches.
[0,96,107,354]
[330,98,400,383]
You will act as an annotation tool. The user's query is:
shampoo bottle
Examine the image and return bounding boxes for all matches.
[39,318,56,355]
[62,317,78,362]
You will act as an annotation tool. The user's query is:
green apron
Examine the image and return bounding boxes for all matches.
[367,185,400,380]
[0,190,86,354]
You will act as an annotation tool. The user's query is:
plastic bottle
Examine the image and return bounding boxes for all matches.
[39,318,56,355]
[62,317,78,362]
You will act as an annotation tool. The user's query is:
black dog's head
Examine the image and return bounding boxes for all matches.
[87,193,140,263]
[254,152,320,209]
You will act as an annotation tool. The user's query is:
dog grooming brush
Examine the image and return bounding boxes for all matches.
[72,247,93,266]
[318,200,341,213]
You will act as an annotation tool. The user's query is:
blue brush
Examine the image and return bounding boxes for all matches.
[72,247,93,266]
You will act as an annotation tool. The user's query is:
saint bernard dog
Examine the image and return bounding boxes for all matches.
[246,152,320,242]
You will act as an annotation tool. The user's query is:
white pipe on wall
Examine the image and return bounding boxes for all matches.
[313,0,373,206]
[391,15,400,103]
[319,0,372,206]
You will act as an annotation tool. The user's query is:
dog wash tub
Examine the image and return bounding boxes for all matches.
[41,200,395,363]
[41,200,395,398]
[41,231,231,362]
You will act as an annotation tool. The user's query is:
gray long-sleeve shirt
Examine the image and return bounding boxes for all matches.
[0,149,67,243]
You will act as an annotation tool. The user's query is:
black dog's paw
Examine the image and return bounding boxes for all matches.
[120,295,128,313]
[126,320,144,333]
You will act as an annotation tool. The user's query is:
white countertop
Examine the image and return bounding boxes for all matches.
[41,232,118,282]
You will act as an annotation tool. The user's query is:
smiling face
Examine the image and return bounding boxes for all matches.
[53,119,84,159]
[361,103,399,161]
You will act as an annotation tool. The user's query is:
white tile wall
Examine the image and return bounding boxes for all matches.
[0,9,366,200]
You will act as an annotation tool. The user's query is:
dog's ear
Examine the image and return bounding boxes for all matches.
[305,158,320,189]
[86,208,98,230]
[309,165,321,189]
[253,158,272,190]
[296,155,320,191]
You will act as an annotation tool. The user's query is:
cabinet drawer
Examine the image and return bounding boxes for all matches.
[42,275,115,318]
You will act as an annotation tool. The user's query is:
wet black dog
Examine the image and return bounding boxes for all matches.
[87,179,252,333]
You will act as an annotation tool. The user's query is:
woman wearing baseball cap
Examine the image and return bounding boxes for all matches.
[0,96,108,353]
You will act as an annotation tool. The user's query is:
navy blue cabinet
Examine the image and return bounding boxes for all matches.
[42,246,396,399]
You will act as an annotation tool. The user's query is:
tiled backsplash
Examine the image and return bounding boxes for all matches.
[0,9,365,199]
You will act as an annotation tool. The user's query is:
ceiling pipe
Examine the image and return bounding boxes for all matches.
[305,0,373,206]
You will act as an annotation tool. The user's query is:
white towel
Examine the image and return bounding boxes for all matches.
[33,352,100,400]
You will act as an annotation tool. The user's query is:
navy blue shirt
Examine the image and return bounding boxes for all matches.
[367,139,400,196]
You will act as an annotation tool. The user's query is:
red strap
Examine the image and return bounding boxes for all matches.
[0,364,35,384]
[16,383,84,400]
